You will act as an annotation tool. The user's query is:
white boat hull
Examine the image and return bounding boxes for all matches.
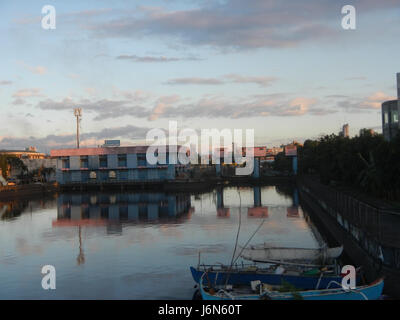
[240,245,343,263]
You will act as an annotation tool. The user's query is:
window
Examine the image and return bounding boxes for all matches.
[118,154,127,167]
[392,110,399,123]
[119,170,128,180]
[384,111,389,125]
[80,156,89,168]
[109,171,116,179]
[62,157,70,169]
[99,155,108,168]
[137,154,147,166]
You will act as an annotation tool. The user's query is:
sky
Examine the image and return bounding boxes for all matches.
[0,0,399,153]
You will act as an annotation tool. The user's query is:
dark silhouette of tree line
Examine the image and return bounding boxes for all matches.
[274,130,400,200]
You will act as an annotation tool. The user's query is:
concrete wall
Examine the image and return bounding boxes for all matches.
[54,151,180,184]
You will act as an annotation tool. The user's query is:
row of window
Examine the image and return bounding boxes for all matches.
[383,109,399,125]
[61,154,149,169]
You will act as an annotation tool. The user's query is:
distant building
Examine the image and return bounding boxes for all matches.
[266,147,284,156]
[102,140,120,147]
[359,128,375,136]
[50,144,189,185]
[0,147,45,159]
[339,124,349,138]
[381,73,400,141]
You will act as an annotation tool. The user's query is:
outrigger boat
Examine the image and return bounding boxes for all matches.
[240,245,343,263]
[190,261,362,290]
[198,273,384,300]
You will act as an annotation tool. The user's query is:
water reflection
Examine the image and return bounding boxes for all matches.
[0,185,325,299]
[55,193,194,230]
[0,196,56,221]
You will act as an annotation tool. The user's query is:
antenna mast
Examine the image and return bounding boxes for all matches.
[74,108,82,148]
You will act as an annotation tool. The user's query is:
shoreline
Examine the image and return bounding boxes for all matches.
[0,176,295,198]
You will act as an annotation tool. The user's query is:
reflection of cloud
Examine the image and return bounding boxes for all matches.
[170,244,229,256]
[121,271,178,284]
[16,237,43,255]
[0,254,17,265]
[159,225,184,239]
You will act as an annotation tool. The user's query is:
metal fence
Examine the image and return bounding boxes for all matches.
[299,176,400,269]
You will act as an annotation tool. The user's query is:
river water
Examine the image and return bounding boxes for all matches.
[0,185,327,299]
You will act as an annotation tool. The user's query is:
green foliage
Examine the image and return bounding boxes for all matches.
[273,152,292,172]
[278,280,303,300]
[0,155,28,179]
[297,130,400,200]
[0,155,8,179]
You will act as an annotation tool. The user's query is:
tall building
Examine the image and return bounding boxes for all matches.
[381,73,400,141]
[339,124,349,138]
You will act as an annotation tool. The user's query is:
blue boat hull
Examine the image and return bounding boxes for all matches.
[191,266,356,290]
[199,278,384,300]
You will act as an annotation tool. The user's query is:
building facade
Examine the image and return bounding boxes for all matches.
[382,73,400,141]
[382,100,399,141]
[0,147,45,159]
[339,124,349,138]
[50,145,188,185]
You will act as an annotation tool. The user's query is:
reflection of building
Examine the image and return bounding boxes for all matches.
[248,207,268,218]
[50,144,189,185]
[54,192,193,232]
[287,207,299,218]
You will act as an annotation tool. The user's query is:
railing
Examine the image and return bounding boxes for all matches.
[299,176,400,269]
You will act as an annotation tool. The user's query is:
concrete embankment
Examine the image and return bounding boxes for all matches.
[298,176,400,298]
[0,183,58,200]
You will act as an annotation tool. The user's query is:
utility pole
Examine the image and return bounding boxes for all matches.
[74,108,82,148]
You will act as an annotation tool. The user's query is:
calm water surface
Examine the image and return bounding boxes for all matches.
[0,185,326,299]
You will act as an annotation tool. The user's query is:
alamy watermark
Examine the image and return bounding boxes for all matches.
[145,121,255,176]
[41,265,56,290]
[341,5,356,30]
[41,5,56,30]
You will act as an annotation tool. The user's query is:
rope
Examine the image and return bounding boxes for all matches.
[326,280,368,300]
[224,189,242,286]
[315,272,324,290]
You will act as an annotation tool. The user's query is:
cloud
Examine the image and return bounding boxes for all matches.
[360,92,396,109]
[149,95,181,120]
[87,0,400,50]
[345,76,367,81]
[0,80,12,85]
[224,74,277,87]
[33,92,330,122]
[144,94,320,119]
[13,88,44,98]
[11,88,44,105]
[165,77,224,85]
[0,125,151,153]
[35,97,150,121]
[334,91,396,112]
[12,98,26,106]
[165,74,277,87]
[30,66,47,75]
[116,54,200,62]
